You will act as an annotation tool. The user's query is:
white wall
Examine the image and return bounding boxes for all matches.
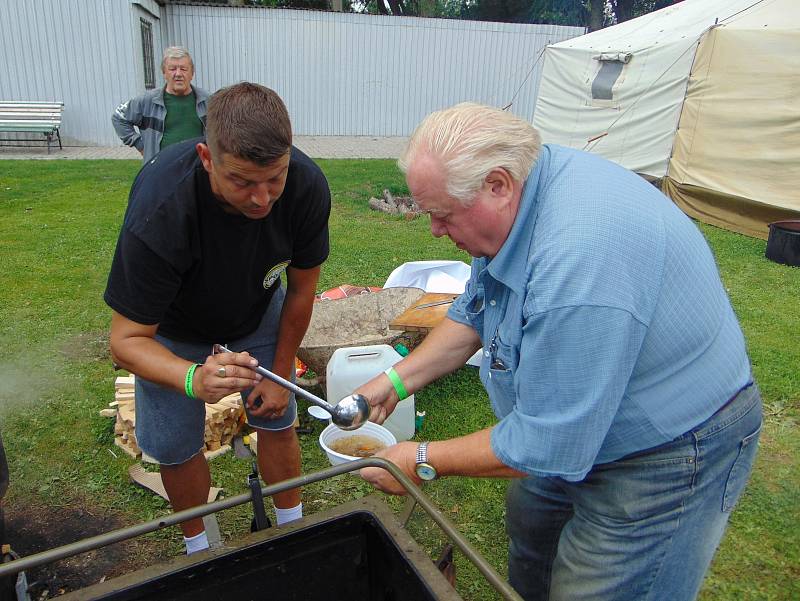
[0,0,160,146]
[0,1,583,145]
[163,5,584,136]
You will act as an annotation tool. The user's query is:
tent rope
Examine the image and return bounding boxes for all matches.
[720,0,769,24]
[495,44,548,112]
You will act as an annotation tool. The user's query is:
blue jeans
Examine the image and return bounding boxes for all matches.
[506,383,762,601]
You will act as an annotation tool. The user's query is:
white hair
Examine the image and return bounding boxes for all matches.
[161,46,194,71]
[399,102,541,205]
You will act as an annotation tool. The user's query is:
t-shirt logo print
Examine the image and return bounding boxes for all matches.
[263,260,290,289]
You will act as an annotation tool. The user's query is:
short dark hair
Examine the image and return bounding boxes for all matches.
[206,82,292,165]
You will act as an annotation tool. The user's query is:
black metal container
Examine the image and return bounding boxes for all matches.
[765,220,800,266]
[60,497,461,601]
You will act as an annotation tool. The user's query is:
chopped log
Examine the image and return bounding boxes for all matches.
[368,189,419,216]
[108,374,244,460]
[115,375,135,390]
[114,437,139,459]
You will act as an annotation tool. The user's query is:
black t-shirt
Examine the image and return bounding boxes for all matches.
[104,138,331,343]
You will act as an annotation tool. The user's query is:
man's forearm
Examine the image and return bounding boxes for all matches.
[428,428,527,479]
[112,99,143,148]
[392,318,482,396]
[111,331,193,394]
[271,289,315,380]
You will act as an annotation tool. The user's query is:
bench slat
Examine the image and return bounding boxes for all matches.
[0,108,62,113]
[0,102,63,108]
[0,124,60,133]
[0,119,61,125]
[0,115,62,121]
[0,116,62,122]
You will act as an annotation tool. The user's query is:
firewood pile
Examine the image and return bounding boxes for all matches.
[368,189,420,216]
[101,375,245,461]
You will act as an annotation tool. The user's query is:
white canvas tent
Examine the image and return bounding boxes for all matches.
[533,0,800,239]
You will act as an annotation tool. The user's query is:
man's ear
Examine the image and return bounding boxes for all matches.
[196,143,213,173]
[485,168,514,200]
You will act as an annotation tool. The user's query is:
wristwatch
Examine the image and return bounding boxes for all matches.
[415,441,438,481]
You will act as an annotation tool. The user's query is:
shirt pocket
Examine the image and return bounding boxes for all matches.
[483,332,517,417]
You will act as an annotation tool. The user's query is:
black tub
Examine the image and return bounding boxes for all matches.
[60,497,461,601]
[765,220,800,266]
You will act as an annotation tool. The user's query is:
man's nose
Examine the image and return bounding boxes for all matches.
[430,218,447,238]
[250,183,270,206]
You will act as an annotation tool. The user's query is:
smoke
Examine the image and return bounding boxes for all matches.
[0,351,63,421]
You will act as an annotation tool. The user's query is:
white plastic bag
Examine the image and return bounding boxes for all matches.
[383,260,471,293]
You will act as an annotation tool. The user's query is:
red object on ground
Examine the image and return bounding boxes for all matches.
[316,285,382,301]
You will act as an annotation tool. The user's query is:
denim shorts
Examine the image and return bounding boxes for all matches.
[506,382,762,601]
[135,287,297,465]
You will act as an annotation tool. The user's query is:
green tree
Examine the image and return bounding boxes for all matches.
[461,0,587,26]
[222,0,675,29]
[610,0,681,24]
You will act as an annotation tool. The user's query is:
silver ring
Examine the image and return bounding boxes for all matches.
[216,366,226,378]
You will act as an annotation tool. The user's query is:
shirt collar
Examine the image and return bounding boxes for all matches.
[485,145,550,295]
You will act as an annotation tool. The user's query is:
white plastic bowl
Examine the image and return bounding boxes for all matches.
[319,421,397,466]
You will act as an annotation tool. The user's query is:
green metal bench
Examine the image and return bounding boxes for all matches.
[0,101,64,153]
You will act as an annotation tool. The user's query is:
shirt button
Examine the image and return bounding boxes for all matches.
[484,350,490,357]
[489,299,496,306]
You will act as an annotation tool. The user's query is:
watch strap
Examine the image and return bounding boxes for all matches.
[416,441,430,465]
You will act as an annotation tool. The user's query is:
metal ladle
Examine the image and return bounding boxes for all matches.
[212,344,369,431]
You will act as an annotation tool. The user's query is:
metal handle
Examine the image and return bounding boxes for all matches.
[214,344,337,414]
[413,299,455,309]
[0,459,522,600]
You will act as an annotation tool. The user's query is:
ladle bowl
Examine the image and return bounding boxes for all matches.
[329,394,370,430]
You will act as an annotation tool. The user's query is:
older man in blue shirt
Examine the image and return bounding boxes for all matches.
[357,103,762,601]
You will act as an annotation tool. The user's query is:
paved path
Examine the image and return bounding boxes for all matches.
[0,136,408,160]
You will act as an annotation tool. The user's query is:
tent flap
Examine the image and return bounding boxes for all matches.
[662,178,800,240]
[667,26,800,236]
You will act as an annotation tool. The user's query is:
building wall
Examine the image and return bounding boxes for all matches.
[0,1,583,145]
[163,5,583,136]
[0,0,161,146]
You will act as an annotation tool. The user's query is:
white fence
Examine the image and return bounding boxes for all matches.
[0,1,584,146]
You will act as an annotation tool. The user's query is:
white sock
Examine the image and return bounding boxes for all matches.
[184,530,209,555]
[274,502,303,526]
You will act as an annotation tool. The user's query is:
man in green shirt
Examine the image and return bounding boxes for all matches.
[112,47,210,163]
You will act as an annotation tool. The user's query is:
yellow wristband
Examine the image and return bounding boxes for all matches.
[384,366,409,401]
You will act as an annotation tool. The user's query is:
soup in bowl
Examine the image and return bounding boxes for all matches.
[319,421,397,466]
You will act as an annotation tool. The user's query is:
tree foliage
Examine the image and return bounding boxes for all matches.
[219,0,681,29]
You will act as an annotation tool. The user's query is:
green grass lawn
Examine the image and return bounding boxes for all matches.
[0,159,798,599]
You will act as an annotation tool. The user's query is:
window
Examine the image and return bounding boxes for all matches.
[591,52,632,101]
[140,18,156,90]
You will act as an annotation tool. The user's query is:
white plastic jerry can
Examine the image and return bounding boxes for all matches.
[326,344,415,442]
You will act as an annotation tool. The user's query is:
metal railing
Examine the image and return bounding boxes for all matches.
[0,458,522,601]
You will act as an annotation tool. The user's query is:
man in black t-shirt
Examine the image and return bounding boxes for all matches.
[105,83,331,555]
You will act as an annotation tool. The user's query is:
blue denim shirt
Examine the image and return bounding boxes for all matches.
[447,145,751,481]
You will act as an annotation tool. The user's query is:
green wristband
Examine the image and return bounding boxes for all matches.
[185,363,201,399]
[384,366,409,401]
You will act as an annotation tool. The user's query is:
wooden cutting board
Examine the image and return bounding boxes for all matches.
[389,292,459,333]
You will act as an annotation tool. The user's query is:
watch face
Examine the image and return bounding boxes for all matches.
[416,463,437,481]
